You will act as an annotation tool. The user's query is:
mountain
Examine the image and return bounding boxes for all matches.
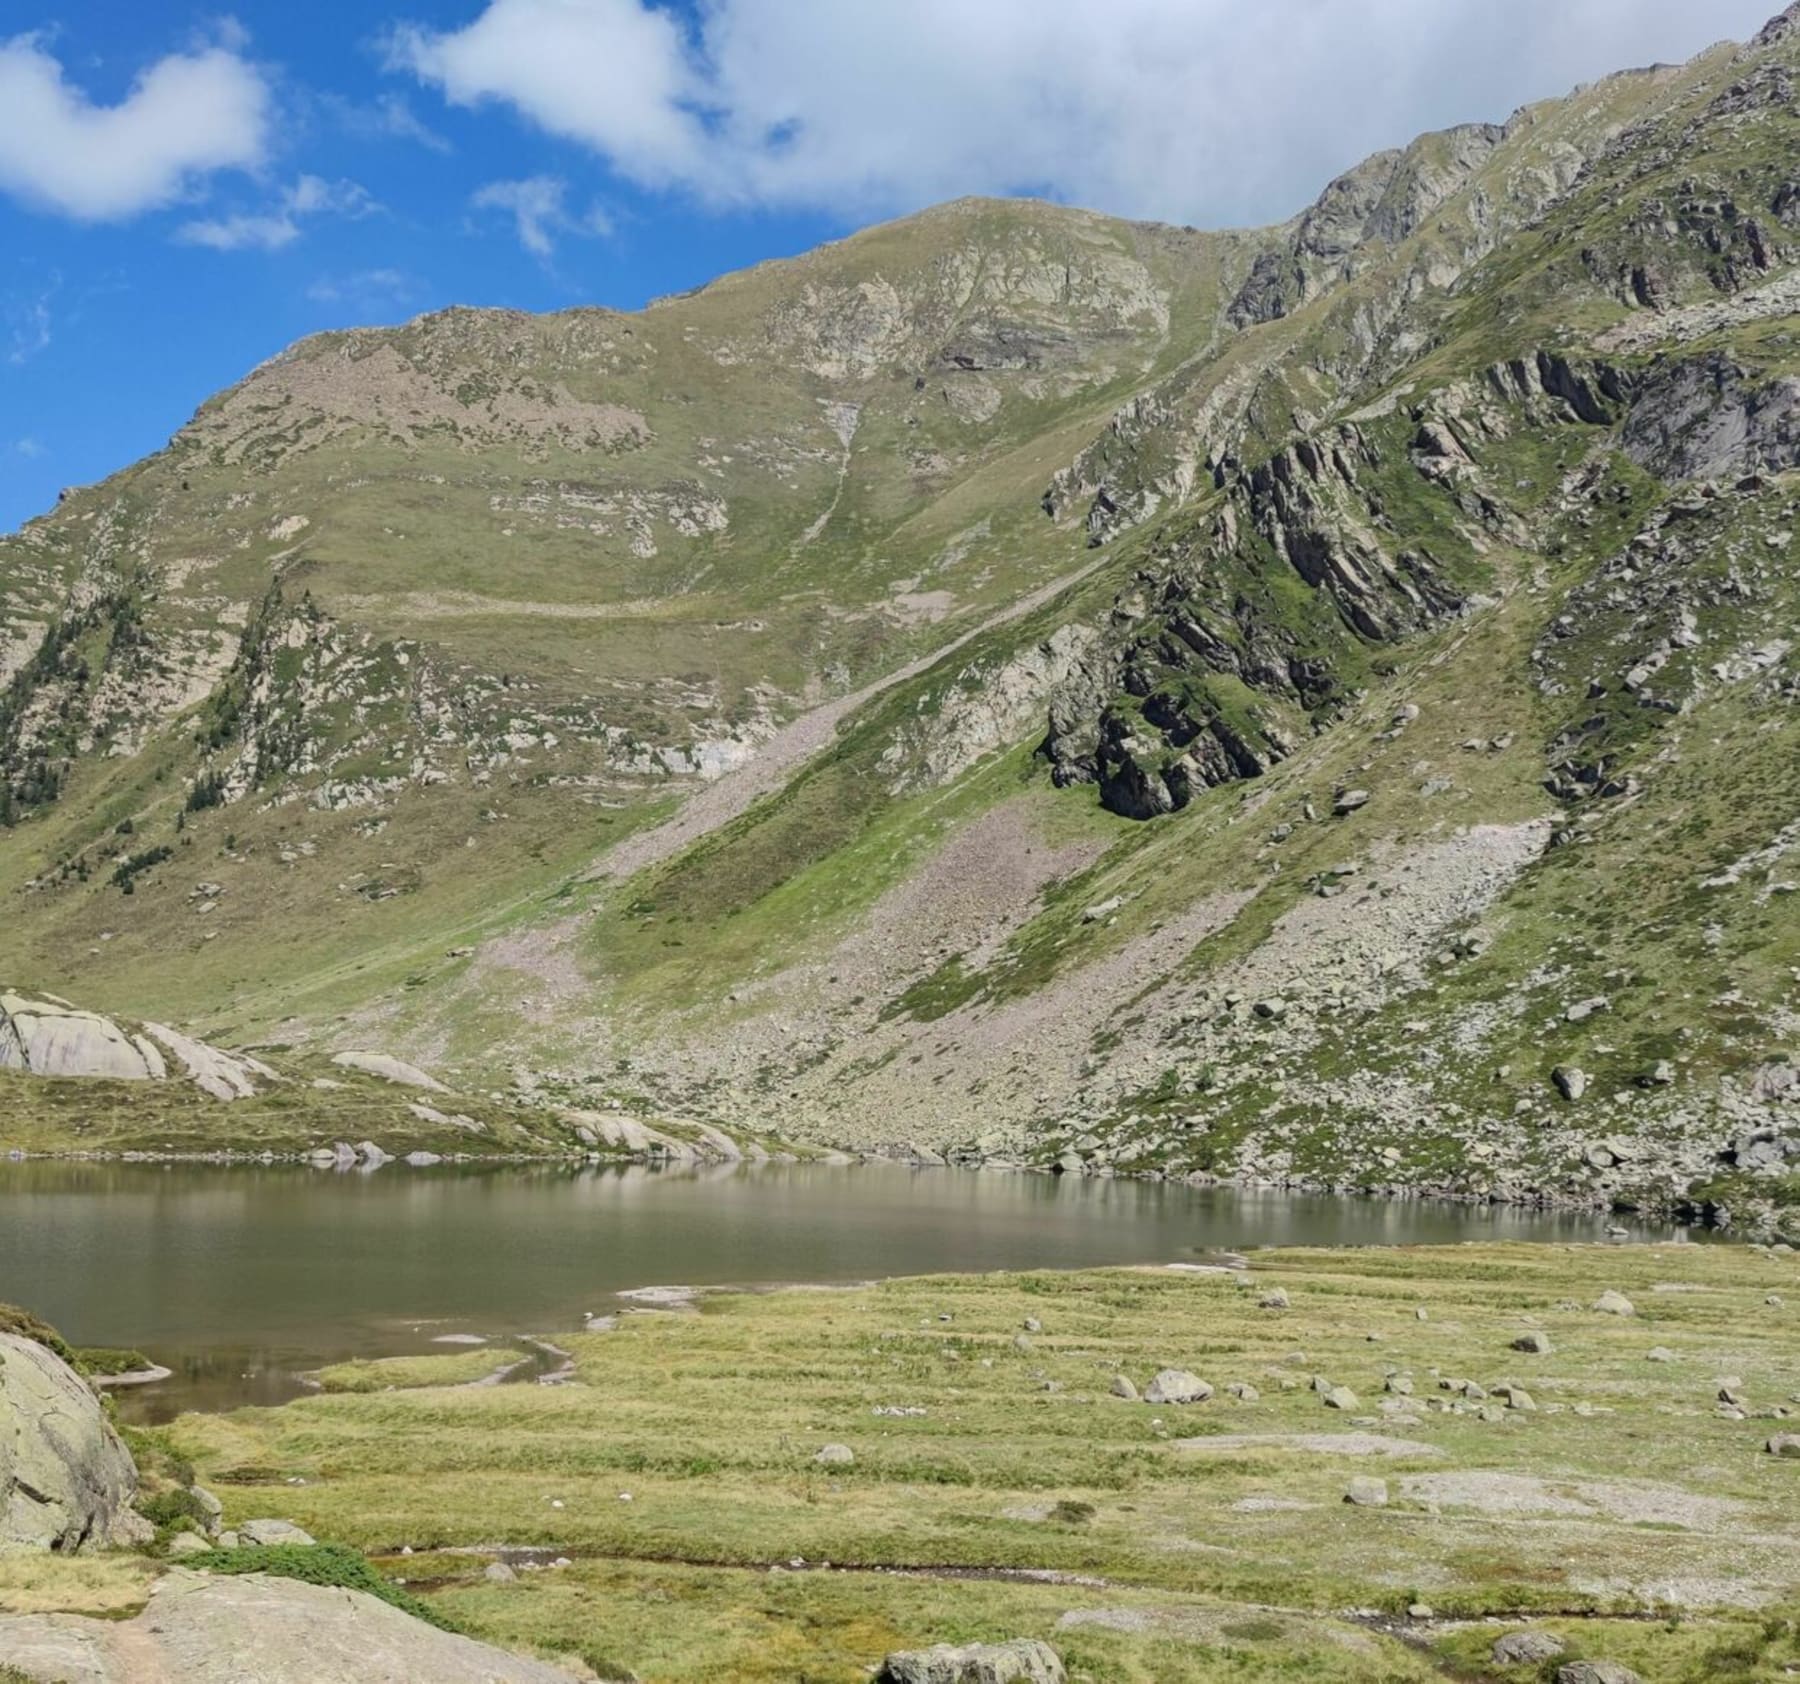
[4,10,1800,1227]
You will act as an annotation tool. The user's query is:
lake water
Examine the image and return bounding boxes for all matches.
[0,1160,1677,1420]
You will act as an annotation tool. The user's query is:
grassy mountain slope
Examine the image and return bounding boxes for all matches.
[5,12,1800,1224]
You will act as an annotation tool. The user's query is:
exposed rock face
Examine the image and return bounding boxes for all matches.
[0,991,164,1082]
[0,1332,148,1552]
[1229,123,1506,326]
[875,1638,1065,1684]
[0,990,272,1100]
[0,1568,584,1682]
[1044,420,1463,818]
[329,1050,450,1092]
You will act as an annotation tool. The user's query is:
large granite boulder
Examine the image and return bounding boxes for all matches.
[0,1332,148,1551]
[0,1569,587,1682]
[0,989,273,1101]
[0,992,163,1082]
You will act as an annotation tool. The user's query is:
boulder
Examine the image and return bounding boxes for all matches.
[0,992,272,1101]
[329,1051,450,1093]
[0,1567,581,1682]
[814,1443,855,1467]
[1322,1386,1359,1411]
[1766,1434,1800,1457]
[1552,1066,1588,1102]
[1492,1630,1566,1665]
[0,1332,148,1551]
[1109,1375,1139,1401]
[1510,1332,1553,1355]
[1344,1476,1388,1507]
[1592,1290,1635,1317]
[1555,1665,1643,1684]
[875,1638,1065,1684]
[0,993,161,1082]
[167,1530,213,1556]
[142,1023,275,1101]
[1143,1369,1212,1405]
[237,1518,316,1547]
[1259,1288,1290,1310]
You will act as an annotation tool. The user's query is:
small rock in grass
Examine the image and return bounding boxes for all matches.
[1323,1386,1359,1411]
[1767,1434,1800,1457]
[1554,1664,1643,1684]
[1646,1347,1675,1362]
[1492,1630,1566,1665]
[167,1531,211,1557]
[1259,1288,1290,1310]
[1144,1369,1212,1405]
[483,1561,516,1583]
[1226,1382,1259,1403]
[1592,1290,1635,1317]
[237,1518,314,1547]
[815,1444,855,1467]
[1344,1476,1387,1507]
[1110,1374,1139,1401]
[1022,1317,1043,1334]
[1510,1331,1553,1355]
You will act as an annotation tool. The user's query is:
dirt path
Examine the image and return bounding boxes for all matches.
[586,550,1110,883]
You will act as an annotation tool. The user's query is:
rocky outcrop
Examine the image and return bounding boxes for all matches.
[0,1331,148,1552]
[0,990,272,1100]
[1621,352,1800,482]
[1044,418,1464,818]
[0,1568,586,1682]
[329,1050,450,1092]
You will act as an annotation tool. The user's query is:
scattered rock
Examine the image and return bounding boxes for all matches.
[167,1530,212,1557]
[1767,1434,1800,1457]
[1259,1288,1291,1310]
[1552,1066,1588,1102]
[483,1560,517,1583]
[1322,1386,1359,1411]
[1109,1374,1139,1401]
[1333,789,1371,815]
[815,1443,855,1467]
[1592,1290,1635,1317]
[1144,1369,1213,1405]
[1510,1331,1553,1355]
[1344,1476,1388,1507]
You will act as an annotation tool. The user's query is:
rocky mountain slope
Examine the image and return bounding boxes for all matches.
[4,11,1800,1224]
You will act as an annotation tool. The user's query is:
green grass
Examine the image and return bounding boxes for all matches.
[112,1240,1800,1681]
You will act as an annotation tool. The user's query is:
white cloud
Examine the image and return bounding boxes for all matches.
[324,91,452,154]
[307,267,421,306]
[4,276,57,364]
[14,436,45,459]
[0,29,269,221]
[394,0,1780,225]
[177,175,379,253]
[471,175,611,257]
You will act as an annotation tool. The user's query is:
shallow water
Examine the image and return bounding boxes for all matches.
[0,1158,1678,1419]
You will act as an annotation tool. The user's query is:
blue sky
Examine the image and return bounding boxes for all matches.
[0,0,1781,532]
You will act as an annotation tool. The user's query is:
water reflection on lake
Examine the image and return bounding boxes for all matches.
[0,1158,1677,1419]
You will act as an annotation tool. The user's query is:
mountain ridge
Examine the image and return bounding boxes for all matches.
[3,10,1800,1231]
